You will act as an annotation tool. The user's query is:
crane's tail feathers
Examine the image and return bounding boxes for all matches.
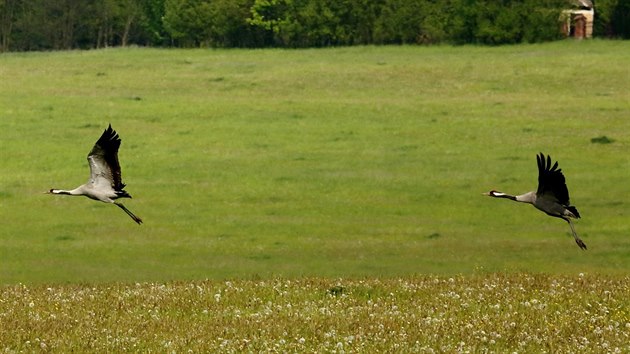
[115,189,132,199]
[566,206,580,219]
[114,202,143,225]
[567,219,586,250]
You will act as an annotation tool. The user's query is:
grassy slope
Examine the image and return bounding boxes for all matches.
[0,41,629,284]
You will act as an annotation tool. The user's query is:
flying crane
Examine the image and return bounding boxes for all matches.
[48,124,142,225]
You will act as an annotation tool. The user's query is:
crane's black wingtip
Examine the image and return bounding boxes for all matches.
[99,124,120,142]
[536,152,563,173]
[536,152,546,172]
[537,152,548,164]
[105,124,115,134]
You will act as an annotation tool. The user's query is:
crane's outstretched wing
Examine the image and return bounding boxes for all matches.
[536,153,570,205]
[87,124,125,191]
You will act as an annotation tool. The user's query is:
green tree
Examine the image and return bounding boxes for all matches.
[89,0,144,48]
[206,0,258,47]
[344,0,383,44]
[138,0,168,46]
[521,0,565,43]
[248,0,296,46]
[374,0,427,44]
[611,0,630,38]
[474,1,524,44]
[0,0,19,51]
[163,0,213,46]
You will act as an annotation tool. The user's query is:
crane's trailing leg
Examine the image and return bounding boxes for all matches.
[115,202,143,225]
[567,219,586,250]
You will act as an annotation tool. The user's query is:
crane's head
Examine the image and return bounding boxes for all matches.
[483,190,505,197]
[46,189,68,195]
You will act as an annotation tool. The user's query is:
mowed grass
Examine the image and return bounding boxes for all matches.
[1,274,628,352]
[0,41,629,284]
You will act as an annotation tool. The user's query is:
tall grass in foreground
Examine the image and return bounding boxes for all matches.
[1,274,628,352]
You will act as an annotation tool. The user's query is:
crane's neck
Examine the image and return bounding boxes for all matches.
[491,191,535,204]
[492,192,516,201]
[514,191,536,204]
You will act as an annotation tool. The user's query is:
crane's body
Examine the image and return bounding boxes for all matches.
[48,124,142,225]
[484,153,584,250]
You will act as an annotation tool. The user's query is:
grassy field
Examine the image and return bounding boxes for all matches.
[1,274,629,352]
[0,41,629,284]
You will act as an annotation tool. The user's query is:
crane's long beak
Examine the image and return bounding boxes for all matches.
[482,192,491,196]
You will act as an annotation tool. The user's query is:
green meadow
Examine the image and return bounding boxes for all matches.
[1,41,629,284]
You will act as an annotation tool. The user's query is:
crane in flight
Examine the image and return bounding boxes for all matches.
[484,153,585,249]
[47,124,142,225]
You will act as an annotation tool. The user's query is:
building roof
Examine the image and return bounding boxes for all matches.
[572,0,593,9]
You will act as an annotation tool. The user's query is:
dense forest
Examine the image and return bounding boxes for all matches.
[0,0,628,51]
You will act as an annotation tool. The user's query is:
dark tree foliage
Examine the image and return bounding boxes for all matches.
[611,1,630,39]
[0,0,627,52]
[139,0,169,46]
[589,0,630,39]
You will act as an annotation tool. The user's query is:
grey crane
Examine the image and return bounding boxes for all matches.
[47,124,142,225]
[484,153,585,250]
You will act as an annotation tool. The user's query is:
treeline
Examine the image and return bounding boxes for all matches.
[1,0,629,52]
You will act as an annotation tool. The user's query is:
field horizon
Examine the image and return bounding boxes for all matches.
[1,41,629,285]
